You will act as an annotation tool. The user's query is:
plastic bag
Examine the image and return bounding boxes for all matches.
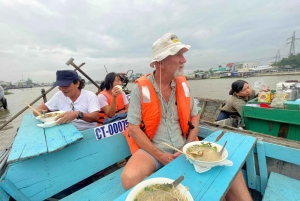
[254,78,270,92]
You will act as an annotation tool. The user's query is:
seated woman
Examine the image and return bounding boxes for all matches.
[34,70,100,131]
[97,72,130,168]
[217,80,257,121]
[97,72,129,126]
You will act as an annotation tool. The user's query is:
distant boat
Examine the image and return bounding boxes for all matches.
[0,97,7,109]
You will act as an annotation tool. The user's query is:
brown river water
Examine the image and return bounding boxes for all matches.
[1,74,299,151]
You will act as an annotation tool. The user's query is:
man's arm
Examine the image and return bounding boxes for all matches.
[186,113,200,143]
[129,123,176,165]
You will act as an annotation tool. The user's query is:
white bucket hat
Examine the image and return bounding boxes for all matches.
[150,33,191,67]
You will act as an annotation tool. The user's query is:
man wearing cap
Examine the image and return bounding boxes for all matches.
[34,70,100,131]
[121,33,252,201]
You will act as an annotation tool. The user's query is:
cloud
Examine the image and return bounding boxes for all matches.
[0,0,299,83]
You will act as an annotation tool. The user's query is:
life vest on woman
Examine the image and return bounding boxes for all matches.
[124,74,198,154]
[98,90,125,125]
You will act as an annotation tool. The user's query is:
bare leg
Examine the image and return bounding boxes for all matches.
[225,171,253,201]
[121,150,156,190]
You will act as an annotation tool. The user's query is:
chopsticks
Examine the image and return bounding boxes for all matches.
[25,102,42,117]
[162,142,195,159]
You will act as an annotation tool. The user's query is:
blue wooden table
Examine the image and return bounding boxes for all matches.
[115,131,257,201]
[7,114,83,164]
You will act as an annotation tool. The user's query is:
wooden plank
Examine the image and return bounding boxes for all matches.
[262,172,300,201]
[198,126,215,139]
[203,130,223,142]
[0,179,30,201]
[246,150,257,190]
[256,141,268,194]
[263,142,300,165]
[7,114,47,164]
[242,106,300,125]
[2,131,131,201]
[61,168,125,201]
[45,123,83,153]
[0,186,10,201]
[198,132,257,200]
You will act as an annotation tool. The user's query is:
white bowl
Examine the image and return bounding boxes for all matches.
[126,177,193,201]
[36,111,65,123]
[183,141,228,167]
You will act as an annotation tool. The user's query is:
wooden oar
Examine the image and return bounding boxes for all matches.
[162,142,195,159]
[25,102,42,117]
[0,63,85,131]
[66,58,100,89]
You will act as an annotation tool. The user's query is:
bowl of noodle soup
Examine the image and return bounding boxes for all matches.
[126,177,193,201]
[183,141,231,168]
[36,111,65,122]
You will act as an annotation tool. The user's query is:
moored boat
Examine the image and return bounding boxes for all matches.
[195,96,300,142]
[0,97,7,110]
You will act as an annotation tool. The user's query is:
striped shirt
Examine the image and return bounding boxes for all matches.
[127,73,198,154]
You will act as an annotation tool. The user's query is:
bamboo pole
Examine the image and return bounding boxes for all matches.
[0,63,85,131]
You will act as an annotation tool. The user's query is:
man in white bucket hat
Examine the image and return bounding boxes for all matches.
[121,33,253,200]
[121,33,199,186]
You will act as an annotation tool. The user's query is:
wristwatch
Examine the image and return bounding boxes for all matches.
[77,111,83,119]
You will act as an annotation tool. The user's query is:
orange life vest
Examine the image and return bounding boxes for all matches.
[98,90,125,125]
[124,74,197,154]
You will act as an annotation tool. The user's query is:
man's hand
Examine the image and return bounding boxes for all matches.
[158,152,177,165]
[55,111,78,124]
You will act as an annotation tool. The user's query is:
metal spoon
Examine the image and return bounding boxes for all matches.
[161,175,184,189]
[41,111,47,118]
[219,141,227,156]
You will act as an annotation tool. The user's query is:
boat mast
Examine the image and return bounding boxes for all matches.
[104,65,108,74]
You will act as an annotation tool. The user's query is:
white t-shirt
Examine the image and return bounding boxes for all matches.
[46,89,100,131]
[98,91,129,109]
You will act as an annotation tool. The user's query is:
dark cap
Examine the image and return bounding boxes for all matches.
[53,70,79,87]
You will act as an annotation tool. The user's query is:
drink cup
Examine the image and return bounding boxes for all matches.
[116,85,122,91]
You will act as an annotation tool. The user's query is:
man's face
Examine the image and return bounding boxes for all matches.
[162,48,187,77]
[58,82,79,97]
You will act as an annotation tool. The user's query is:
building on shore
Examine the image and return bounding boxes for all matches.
[235,62,260,72]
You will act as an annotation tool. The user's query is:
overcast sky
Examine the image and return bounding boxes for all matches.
[0,0,299,84]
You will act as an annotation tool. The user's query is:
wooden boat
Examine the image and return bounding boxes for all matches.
[0,97,7,110]
[1,111,300,201]
[195,96,300,142]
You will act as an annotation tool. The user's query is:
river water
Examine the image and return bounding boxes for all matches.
[1,74,299,151]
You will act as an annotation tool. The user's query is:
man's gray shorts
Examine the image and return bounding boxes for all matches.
[140,149,163,170]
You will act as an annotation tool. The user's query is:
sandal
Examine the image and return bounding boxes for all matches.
[93,169,105,177]
[117,159,127,168]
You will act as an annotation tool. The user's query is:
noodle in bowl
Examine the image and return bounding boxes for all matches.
[183,141,229,167]
[36,111,65,122]
[126,177,193,201]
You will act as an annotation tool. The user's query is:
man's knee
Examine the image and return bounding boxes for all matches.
[121,170,133,190]
[121,152,156,190]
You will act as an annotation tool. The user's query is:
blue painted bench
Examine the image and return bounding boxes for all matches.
[255,140,300,200]
[61,168,126,201]
[0,186,9,201]
[198,124,300,200]
[263,172,300,201]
